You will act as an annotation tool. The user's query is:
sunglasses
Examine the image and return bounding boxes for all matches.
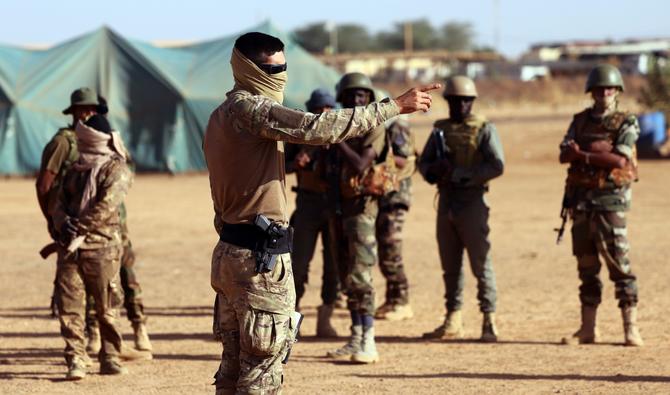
[258,63,287,75]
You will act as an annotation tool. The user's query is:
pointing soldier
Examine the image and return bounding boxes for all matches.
[203,32,439,394]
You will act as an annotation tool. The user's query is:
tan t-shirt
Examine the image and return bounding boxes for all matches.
[203,90,399,226]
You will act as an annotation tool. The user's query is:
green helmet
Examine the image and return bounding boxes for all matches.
[585,64,624,93]
[336,72,376,102]
[443,76,478,98]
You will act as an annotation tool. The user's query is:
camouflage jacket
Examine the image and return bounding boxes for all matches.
[203,89,400,225]
[53,156,132,249]
[379,119,416,210]
[419,117,504,204]
[561,107,639,212]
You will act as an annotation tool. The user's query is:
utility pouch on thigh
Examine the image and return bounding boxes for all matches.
[243,310,290,357]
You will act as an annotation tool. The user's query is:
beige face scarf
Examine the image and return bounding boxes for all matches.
[231,47,287,103]
[72,121,128,214]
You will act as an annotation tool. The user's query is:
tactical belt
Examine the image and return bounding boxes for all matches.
[219,222,292,254]
[291,186,327,196]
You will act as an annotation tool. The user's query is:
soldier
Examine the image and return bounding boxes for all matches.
[287,88,340,338]
[375,118,416,321]
[419,76,504,343]
[325,72,389,364]
[37,88,95,247]
[36,88,95,359]
[203,32,437,394]
[559,64,643,347]
[52,114,132,379]
[85,96,152,355]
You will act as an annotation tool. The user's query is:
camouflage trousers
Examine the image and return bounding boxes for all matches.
[437,194,497,313]
[340,196,379,316]
[290,191,340,307]
[55,245,124,363]
[375,206,409,305]
[211,241,297,395]
[86,240,146,331]
[571,210,638,308]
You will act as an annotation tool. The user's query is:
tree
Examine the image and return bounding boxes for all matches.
[336,24,373,53]
[375,19,438,51]
[293,22,330,53]
[439,21,475,51]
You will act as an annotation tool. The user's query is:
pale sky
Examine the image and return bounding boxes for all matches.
[2,0,668,58]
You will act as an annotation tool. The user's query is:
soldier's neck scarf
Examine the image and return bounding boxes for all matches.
[231,47,287,104]
[72,121,127,214]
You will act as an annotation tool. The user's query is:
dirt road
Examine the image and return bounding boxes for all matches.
[2,104,670,394]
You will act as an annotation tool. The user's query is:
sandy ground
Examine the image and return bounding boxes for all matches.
[2,102,670,394]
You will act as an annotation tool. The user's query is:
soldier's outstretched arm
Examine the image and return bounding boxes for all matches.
[231,84,441,145]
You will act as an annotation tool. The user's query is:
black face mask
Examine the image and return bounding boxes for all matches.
[258,63,287,75]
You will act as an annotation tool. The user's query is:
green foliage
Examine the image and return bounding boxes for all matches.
[292,19,479,54]
[438,22,475,51]
[640,58,670,120]
[293,22,330,53]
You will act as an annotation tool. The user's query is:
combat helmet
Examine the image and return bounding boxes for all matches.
[336,72,376,102]
[585,64,624,93]
[443,76,478,98]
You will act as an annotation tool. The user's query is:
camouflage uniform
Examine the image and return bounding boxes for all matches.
[53,156,132,365]
[286,144,340,307]
[39,127,79,236]
[204,89,399,394]
[376,119,415,307]
[337,126,387,317]
[419,114,504,314]
[562,108,640,308]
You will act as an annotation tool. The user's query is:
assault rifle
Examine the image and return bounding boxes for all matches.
[554,184,574,244]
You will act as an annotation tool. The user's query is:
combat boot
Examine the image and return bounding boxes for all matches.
[561,305,600,345]
[351,326,379,364]
[120,343,153,361]
[480,312,498,343]
[622,306,644,347]
[65,357,87,381]
[100,359,128,375]
[316,304,338,338]
[133,322,153,351]
[326,325,362,360]
[374,301,394,319]
[383,303,414,321]
[86,325,101,355]
[422,310,464,340]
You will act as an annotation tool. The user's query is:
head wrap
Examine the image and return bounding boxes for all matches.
[230,47,287,103]
[72,117,128,214]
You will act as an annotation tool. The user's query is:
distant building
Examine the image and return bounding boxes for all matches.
[316,50,503,83]
[522,38,670,76]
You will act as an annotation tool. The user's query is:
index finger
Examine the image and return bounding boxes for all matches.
[418,83,442,93]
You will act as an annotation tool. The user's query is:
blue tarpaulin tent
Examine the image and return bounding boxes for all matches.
[0,21,341,174]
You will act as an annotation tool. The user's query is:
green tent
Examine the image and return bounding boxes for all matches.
[0,21,341,174]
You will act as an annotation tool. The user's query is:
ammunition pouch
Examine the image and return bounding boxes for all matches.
[341,136,399,198]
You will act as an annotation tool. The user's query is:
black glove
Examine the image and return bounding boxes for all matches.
[59,217,79,246]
